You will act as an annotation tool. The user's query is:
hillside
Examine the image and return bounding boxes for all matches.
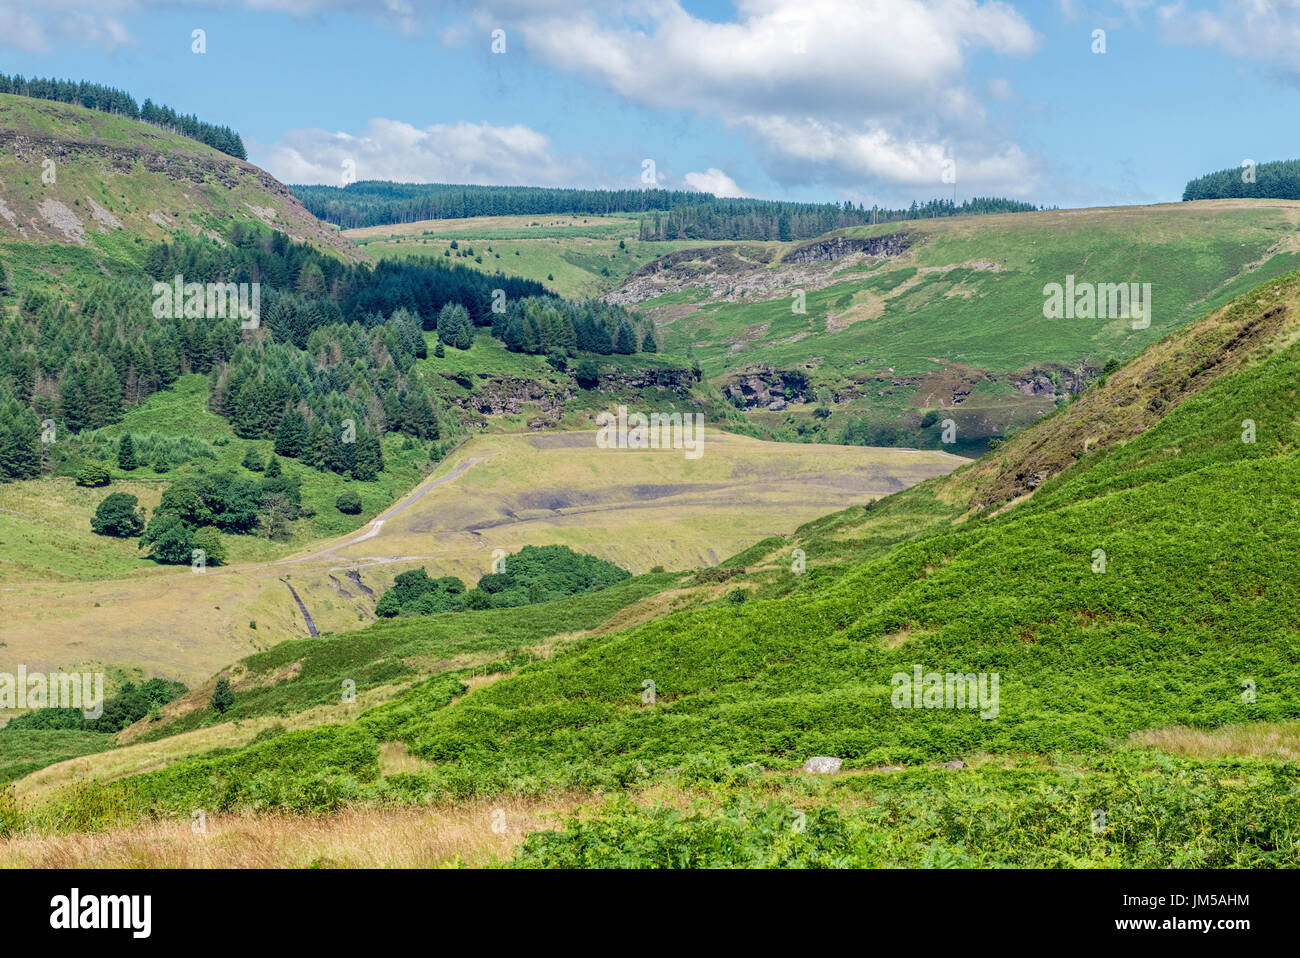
[350,200,1300,457]
[5,265,1300,867]
[0,92,354,262]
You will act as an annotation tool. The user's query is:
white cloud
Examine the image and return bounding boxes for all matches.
[683,168,752,197]
[0,0,433,52]
[252,117,588,187]
[0,0,134,52]
[476,0,1043,197]
[0,0,1047,198]
[1158,0,1300,75]
[987,76,1017,100]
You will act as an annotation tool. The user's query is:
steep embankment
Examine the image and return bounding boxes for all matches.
[0,92,355,260]
[363,268,1300,779]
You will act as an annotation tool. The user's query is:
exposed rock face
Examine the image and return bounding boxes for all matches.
[784,231,912,265]
[723,364,813,409]
[605,233,911,308]
[596,365,698,396]
[0,125,358,257]
[445,365,699,429]
[1009,366,1093,397]
[444,374,574,418]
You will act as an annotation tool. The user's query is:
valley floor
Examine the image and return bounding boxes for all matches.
[0,430,964,684]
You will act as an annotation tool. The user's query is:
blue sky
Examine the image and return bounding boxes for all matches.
[2,1,1299,209]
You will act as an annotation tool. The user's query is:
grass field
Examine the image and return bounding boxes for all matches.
[0,428,963,685]
[346,213,748,300]
[0,375,443,581]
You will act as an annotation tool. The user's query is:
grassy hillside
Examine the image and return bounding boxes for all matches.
[5,268,1300,867]
[622,200,1300,451]
[0,92,353,267]
[345,213,738,301]
[344,200,1300,457]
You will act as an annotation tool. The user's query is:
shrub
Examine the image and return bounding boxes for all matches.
[336,490,363,514]
[190,526,227,566]
[91,492,144,537]
[694,566,744,585]
[211,678,235,714]
[575,359,600,389]
[75,462,111,487]
[138,515,194,565]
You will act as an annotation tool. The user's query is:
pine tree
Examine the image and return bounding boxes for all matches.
[117,433,138,470]
[401,388,438,440]
[59,368,90,434]
[352,430,383,481]
[307,419,334,470]
[274,409,306,458]
[614,319,639,355]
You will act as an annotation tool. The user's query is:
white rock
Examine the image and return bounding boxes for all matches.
[801,756,843,774]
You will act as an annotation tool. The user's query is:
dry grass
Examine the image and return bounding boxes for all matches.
[0,796,589,869]
[16,684,404,800]
[0,431,963,686]
[377,741,436,777]
[1130,721,1300,760]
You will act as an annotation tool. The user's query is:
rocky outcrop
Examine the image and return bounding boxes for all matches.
[723,364,814,410]
[445,365,700,429]
[596,365,698,396]
[784,231,912,265]
[604,234,907,308]
[444,374,575,417]
[1009,366,1095,397]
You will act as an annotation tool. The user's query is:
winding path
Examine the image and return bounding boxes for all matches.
[276,456,483,566]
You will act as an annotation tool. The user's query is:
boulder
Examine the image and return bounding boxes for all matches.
[801,756,843,774]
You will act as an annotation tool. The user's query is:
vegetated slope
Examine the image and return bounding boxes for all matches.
[19,269,1300,828]
[0,92,352,259]
[611,200,1300,454]
[397,270,1300,780]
